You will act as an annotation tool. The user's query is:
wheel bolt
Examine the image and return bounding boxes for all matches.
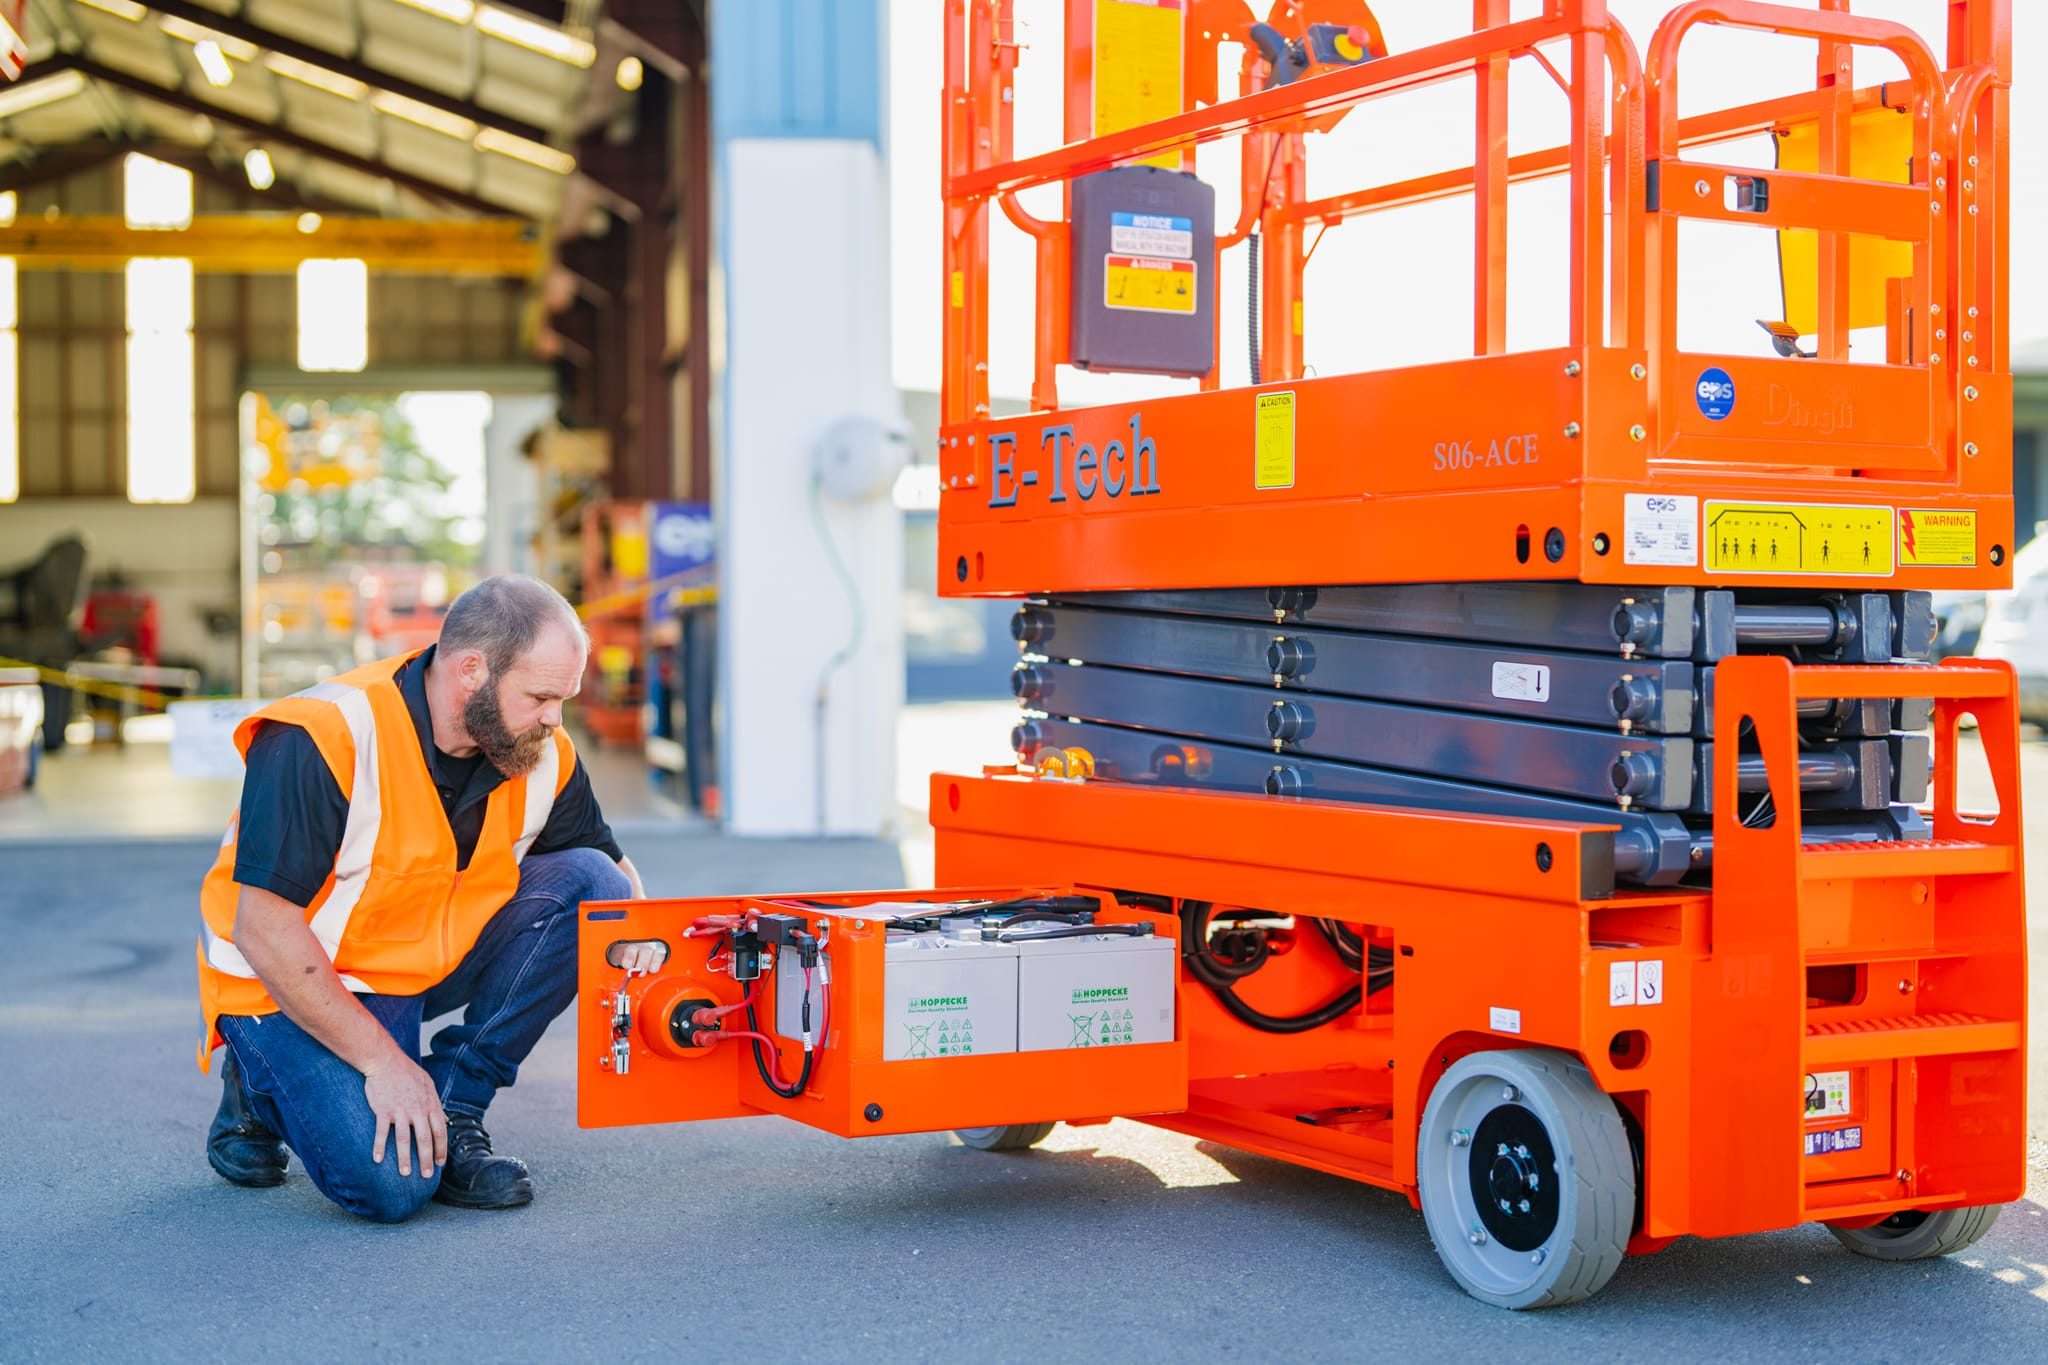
[1501,1085,1519,1102]
[1530,1249,1547,1266]
[1519,1199,1532,1213]
[1450,1129,1471,1147]
[1469,1227,1488,1246]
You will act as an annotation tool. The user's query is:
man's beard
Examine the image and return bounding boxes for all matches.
[463,676,552,777]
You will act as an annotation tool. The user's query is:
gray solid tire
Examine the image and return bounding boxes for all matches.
[1417,1048,1635,1309]
[955,1122,1057,1152]
[1829,1204,2001,1261]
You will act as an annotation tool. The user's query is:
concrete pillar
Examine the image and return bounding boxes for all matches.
[483,393,556,576]
[712,0,902,836]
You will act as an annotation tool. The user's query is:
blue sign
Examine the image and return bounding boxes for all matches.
[1695,367,1736,420]
[649,502,714,607]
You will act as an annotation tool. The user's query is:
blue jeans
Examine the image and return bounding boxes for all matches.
[217,847,631,1222]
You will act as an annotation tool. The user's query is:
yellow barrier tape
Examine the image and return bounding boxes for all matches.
[0,656,184,712]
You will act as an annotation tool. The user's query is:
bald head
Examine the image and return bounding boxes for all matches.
[439,575,584,677]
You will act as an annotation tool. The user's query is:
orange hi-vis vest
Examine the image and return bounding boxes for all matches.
[195,650,577,1070]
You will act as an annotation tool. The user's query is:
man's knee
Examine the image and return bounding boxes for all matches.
[327,1155,440,1224]
[532,845,631,906]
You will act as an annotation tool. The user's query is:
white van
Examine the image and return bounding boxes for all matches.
[1972,532,2048,728]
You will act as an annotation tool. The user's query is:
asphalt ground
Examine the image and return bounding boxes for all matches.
[4,824,2047,1361]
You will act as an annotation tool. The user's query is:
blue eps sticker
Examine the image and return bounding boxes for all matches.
[1695,367,1736,420]
[1803,1125,1863,1158]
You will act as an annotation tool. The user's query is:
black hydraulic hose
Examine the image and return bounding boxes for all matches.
[1181,901,1362,1034]
[1314,918,1395,992]
[1247,231,1263,386]
[1314,917,1365,968]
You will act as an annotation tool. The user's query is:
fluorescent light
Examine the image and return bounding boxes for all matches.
[478,5,595,67]
[160,15,259,62]
[371,90,476,139]
[244,148,276,191]
[193,39,234,87]
[393,0,475,20]
[124,153,194,230]
[298,259,369,372]
[77,0,145,18]
[473,127,575,174]
[0,191,14,228]
[296,212,322,234]
[0,68,88,119]
[615,55,643,92]
[265,53,369,100]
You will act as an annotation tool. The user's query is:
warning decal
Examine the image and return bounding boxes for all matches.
[1623,493,1698,567]
[1255,390,1295,490]
[1094,0,1184,171]
[1899,508,1977,567]
[1705,501,1894,576]
[1105,255,1196,314]
[1110,211,1193,260]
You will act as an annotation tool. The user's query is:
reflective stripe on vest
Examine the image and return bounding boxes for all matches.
[514,734,560,863]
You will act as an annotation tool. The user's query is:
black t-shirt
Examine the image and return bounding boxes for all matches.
[232,647,623,908]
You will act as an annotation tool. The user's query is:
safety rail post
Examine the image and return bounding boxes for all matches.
[1565,0,1610,352]
[1475,0,1510,356]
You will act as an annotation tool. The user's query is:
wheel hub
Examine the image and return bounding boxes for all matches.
[1469,1104,1561,1252]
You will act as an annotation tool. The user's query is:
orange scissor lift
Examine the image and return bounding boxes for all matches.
[580,1,2026,1307]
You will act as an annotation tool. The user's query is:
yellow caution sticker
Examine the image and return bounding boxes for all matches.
[950,270,964,309]
[1704,501,1893,576]
[1104,255,1196,313]
[1094,0,1185,171]
[1898,509,1977,567]
[1255,390,1295,490]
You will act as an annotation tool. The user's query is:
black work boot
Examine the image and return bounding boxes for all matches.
[432,1112,534,1210]
[207,1049,288,1188]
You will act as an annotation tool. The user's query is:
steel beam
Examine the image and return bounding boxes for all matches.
[0,214,541,275]
[139,0,553,145]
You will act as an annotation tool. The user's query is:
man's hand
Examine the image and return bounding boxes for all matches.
[613,939,668,975]
[363,1054,448,1179]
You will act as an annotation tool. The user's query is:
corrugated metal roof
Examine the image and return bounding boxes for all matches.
[3,0,605,220]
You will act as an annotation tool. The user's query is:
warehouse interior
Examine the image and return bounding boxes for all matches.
[0,0,947,844]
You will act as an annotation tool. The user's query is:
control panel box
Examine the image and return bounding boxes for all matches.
[1070,166,1216,377]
